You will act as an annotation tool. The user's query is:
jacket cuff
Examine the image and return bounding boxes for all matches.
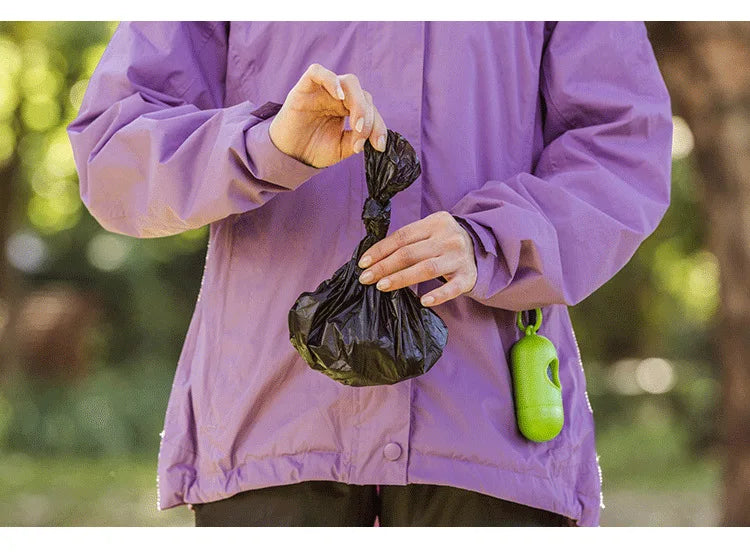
[452,214,512,304]
[244,117,324,190]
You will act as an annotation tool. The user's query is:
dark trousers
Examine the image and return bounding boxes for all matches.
[193,481,577,526]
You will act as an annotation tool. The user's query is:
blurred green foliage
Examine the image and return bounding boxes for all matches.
[0,22,209,458]
[571,156,716,363]
[0,22,723,525]
[573,151,720,466]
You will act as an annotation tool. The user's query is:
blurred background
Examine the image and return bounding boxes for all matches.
[0,21,747,526]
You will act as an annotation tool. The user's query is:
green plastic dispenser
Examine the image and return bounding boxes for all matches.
[509,308,564,442]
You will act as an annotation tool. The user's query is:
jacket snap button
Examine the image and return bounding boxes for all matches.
[383,442,402,461]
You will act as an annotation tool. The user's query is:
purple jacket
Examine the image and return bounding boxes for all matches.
[68,21,672,526]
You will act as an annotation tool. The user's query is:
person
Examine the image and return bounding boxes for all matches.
[67,21,672,527]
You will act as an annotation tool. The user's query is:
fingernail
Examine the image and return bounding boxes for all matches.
[359,270,374,284]
[355,117,364,133]
[336,81,345,100]
[376,278,390,291]
[377,135,386,151]
[359,255,371,268]
[354,138,365,153]
[421,295,435,306]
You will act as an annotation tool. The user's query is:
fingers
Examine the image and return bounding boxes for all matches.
[358,239,441,285]
[360,90,375,137]
[358,219,434,270]
[339,74,376,154]
[340,105,387,158]
[370,257,446,293]
[369,102,388,152]
[339,74,388,153]
[419,275,475,307]
[357,210,479,307]
[338,74,368,153]
[362,90,388,152]
[298,64,387,154]
[300,63,346,105]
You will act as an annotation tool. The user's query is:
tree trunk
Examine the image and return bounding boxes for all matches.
[0,154,22,383]
[647,21,750,526]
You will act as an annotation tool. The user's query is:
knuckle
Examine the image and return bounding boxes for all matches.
[397,247,415,266]
[340,73,360,86]
[426,258,441,277]
[446,234,464,250]
[307,62,321,73]
[393,227,410,248]
[428,210,451,227]
[368,263,383,280]
[387,271,404,288]
[438,210,454,225]
[366,246,380,262]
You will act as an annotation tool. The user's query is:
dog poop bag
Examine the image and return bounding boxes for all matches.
[288,129,448,386]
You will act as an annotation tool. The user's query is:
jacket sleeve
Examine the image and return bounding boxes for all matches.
[450,22,673,311]
[67,21,324,238]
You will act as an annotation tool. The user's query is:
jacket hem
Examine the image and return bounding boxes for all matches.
[405,448,600,526]
[157,445,347,510]
[156,439,600,526]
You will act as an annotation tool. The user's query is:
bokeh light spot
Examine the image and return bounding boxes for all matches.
[21,95,60,132]
[6,231,48,273]
[636,357,676,394]
[21,66,62,99]
[44,129,77,178]
[87,233,133,271]
[609,358,643,395]
[21,39,49,68]
[0,35,22,76]
[27,190,82,234]
[672,115,695,160]
[0,72,20,120]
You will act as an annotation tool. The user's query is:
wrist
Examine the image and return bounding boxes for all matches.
[245,118,324,189]
[268,115,322,170]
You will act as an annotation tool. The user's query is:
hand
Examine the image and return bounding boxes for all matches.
[357,211,478,307]
[268,63,388,169]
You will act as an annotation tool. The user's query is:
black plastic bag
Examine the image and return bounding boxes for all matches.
[288,129,449,386]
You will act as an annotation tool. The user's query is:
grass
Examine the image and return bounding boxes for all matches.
[596,420,721,526]
[0,451,192,527]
